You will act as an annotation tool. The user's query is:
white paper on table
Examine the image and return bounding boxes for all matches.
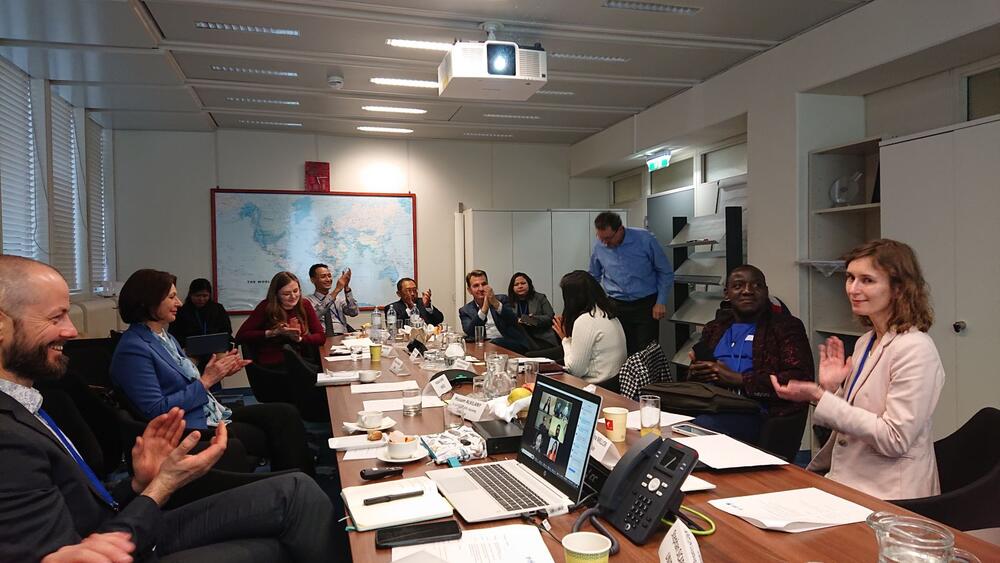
[708,487,873,533]
[674,434,787,469]
[343,446,387,460]
[341,337,375,347]
[597,410,693,430]
[659,519,703,563]
[363,396,446,412]
[589,434,714,493]
[325,353,370,362]
[350,381,419,394]
[391,524,553,563]
[680,474,716,493]
[316,371,359,386]
[515,357,554,363]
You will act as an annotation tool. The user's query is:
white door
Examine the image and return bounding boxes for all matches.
[551,212,593,313]
[512,212,554,301]
[881,132,958,437]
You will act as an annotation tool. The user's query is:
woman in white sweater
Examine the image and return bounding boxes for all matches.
[553,270,627,386]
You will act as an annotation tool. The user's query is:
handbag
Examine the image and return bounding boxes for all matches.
[639,381,760,416]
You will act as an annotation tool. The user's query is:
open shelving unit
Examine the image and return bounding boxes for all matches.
[801,136,881,352]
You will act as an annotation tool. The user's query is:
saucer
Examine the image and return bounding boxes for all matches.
[343,417,396,433]
[376,448,429,464]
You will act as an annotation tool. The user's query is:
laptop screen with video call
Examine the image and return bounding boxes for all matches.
[517,375,601,502]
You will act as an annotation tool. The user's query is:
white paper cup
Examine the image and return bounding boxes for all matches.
[602,407,628,442]
[562,531,611,563]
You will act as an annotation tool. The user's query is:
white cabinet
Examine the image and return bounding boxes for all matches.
[881,116,1000,437]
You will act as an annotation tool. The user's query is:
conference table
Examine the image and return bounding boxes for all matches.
[324,337,999,562]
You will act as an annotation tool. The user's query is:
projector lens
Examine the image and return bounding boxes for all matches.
[486,43,517,76]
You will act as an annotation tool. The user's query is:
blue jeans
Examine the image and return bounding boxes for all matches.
[692,411,763,444]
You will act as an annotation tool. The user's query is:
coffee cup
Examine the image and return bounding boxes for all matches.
[358,370,380,383]
[562,531,612,563]
[387,435,419,459]
[602,407,628,442]
[357,410,383,429]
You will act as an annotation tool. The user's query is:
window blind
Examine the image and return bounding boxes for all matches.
[0,57,38,259]
[86,118,109,284]
[49,94,83,292]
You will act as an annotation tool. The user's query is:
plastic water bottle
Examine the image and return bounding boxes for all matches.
[370,306,384,343]
[385,306,397,340]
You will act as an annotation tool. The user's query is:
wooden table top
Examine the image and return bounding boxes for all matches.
[323,336,1000,563]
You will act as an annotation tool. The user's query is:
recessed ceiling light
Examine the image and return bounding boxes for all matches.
[195,21,300,36]
[211,65,299,78]
[386,39,453,52]
[549,52,630,64]
[357,126,414,134]
[483,113,540,120]
[239,120,302,127]
[601,0,701,15]
[226,96,300,106]
[464,132,513,139]
[534,90,575,96]
[362,106,428,115]
[370,77,439,89]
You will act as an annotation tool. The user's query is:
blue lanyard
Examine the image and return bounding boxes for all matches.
[37,408,118,510]
[846,336,876,399]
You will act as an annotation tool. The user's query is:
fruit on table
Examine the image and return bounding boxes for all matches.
[521,382,535,393]
[507,387,532,405]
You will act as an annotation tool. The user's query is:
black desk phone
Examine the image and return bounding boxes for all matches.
[587,433,699,545]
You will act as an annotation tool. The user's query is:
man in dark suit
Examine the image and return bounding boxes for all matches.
[0,255,333,562]
[458,269,532,353]
[385,277,444,327]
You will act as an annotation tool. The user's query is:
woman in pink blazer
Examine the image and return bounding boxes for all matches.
[772,239,944,500]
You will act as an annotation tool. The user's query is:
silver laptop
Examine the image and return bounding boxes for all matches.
[427,375,602,523]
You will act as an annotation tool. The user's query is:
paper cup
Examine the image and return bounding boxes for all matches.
[562,531,612,563]
[602,407,628,442]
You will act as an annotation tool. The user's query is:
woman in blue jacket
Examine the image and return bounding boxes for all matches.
[111,269,314,475]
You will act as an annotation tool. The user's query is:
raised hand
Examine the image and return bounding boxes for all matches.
[552,315,566,340]
[336,268,351,292]
[818,336,853,391]
[201,350,250,388]
[131,408,186,492]
[141,421,228,506]
[422,288,432,307]
[42,532,135,563]
[771,375,822,403]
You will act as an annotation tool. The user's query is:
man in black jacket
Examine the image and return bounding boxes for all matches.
[0,255,332,562]
[385,277,444,326]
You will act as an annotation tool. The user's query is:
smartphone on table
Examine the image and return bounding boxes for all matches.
[671,423,718,438]
[374,519,462,549]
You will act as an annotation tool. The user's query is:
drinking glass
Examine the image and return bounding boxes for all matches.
[474,325,486,346]
[639,395,662,437]
[442,395,464,430]
[350,345,364,361]
[401,388,422,417]
[522,362,538,387]
[394,320,404,341]
[472,376,487,399]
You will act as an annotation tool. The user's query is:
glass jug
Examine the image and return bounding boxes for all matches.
[867,512,981,563]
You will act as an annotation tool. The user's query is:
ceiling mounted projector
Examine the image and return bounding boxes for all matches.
[437,40,547,101]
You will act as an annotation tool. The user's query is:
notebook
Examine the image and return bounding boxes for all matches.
[342,476,453,531]
[426,375,601,523]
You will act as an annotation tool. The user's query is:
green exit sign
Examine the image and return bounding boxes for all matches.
[646,154,671,172]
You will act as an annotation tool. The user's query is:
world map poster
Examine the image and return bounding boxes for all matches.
[212,189,416,313]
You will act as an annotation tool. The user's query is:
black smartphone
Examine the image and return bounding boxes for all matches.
[375,519,462,549]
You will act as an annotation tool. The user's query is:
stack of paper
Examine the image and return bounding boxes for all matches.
[342,476,452,531]
[326,353,370,363]
[597,410,693,430]
[350,381,419,394]
[316,370,360,386]
[363,396,446,412]
[391,524,553,563]
[708,487,873,533]
[341,337,374,347]
[674,434,787,469]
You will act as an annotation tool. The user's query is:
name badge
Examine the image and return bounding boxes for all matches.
[409,349,422,361]
[429,374,453,397]
[452,358,472,371]
[401,325,413,336]
[745,334,754,342]
[449,394,489,421]
[389,358,406,374]
[590,431,612,461]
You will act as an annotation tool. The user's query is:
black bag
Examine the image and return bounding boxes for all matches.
[639,381,759,416]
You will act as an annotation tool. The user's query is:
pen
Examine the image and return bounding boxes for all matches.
[363,489,424,505]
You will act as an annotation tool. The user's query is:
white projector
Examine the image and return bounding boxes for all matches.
[437,40,547,101]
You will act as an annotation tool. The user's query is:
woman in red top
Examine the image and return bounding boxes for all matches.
[236,271,325,367]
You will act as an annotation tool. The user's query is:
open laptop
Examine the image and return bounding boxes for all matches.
[427,375,602,523]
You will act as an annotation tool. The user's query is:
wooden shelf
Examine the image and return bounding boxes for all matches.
[813,202,880,215]
[815,325,866,337]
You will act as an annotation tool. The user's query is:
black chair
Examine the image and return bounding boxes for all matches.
[756,408,809,462]
[282,345,333,423]
[893,407,1000,531]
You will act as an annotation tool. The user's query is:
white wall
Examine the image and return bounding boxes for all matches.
[113,129,607,330]
[570,0,1000,315]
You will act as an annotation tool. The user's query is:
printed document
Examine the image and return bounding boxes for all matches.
[708,487,873,533]
[674,434,787,469]
[391,524,553,563]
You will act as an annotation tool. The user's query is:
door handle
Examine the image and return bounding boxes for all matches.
[952,321,967,333]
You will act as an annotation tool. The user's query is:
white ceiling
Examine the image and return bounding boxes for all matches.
[0,0,869,142]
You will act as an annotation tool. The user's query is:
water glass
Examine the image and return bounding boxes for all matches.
[472,376,486,399]
[639,395,662,437]
[522,362,537,387]
[401,388,422,417]
[443,396,464,430]
[474,325,486,346]
[394,320,404,341]
[350,345,364,361]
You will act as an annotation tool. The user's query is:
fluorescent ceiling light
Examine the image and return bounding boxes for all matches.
[226,96,300,106]
[362,106,427,115]
[464,132,513,139]
[549,52,630,63]
[370,77,439,89]
[195,21,299,36]
[211,65,298,78]
[483,113,540,120]
[534,90,575,96]
[357,126,413,134]
[386,39,453,52]
[601,1,701,15]
[239,120,302,127]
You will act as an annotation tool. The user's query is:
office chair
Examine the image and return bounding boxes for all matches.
[242,342,296,404]
[756,408,809,462]
[893,407,1000,532]
[281,345,333,423]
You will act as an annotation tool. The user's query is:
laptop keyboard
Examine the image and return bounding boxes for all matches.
[465,464,547,512]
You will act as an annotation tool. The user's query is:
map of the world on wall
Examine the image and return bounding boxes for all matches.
[212,189,416,313]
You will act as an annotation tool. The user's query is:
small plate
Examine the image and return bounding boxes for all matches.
[376,449,429,464]
[343,417,396,433]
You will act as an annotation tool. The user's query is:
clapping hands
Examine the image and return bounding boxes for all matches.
[200,349,251,389]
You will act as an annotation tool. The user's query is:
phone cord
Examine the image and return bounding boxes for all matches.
[571,507,620,555]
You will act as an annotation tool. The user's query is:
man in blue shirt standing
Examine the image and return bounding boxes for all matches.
[588,211,674,356]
